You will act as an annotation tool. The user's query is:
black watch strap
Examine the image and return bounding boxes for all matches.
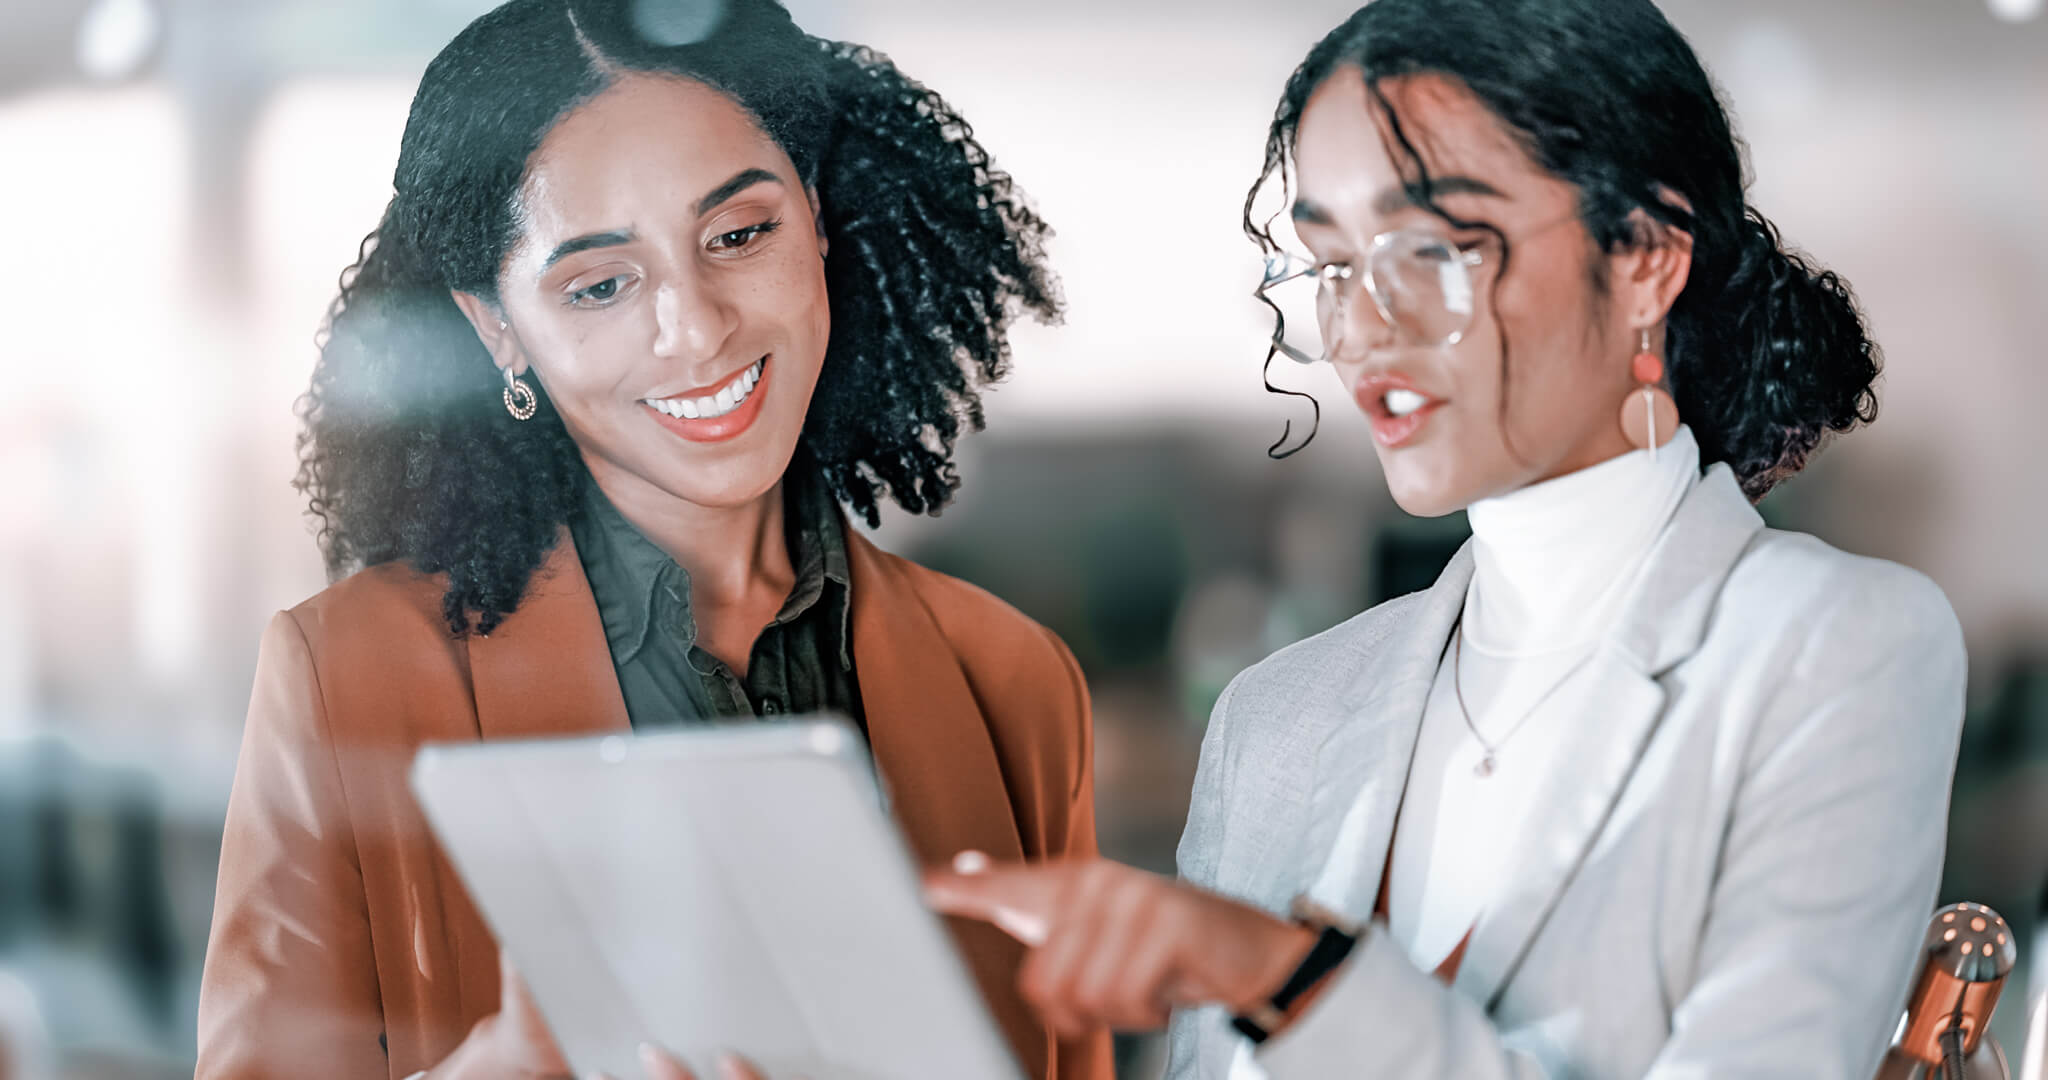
[1228,901,1360,1045]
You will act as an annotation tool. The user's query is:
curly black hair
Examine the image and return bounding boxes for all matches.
[1248,0,1880,498]
[298,0,1058,635]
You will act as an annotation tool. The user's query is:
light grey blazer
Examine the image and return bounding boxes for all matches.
[1166,465,1967,1079]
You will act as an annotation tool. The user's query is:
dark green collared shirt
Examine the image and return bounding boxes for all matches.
[568,468,863,730]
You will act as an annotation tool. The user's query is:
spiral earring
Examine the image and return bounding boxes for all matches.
[502,367,537,421]
[1619,327,1679,460]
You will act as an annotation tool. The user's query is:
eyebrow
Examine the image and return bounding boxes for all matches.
[1291,197,1335,226]
[694,167,783,217]
[1291,175,1506,226]
[1371,176,1505,216]
[540,230,634,272]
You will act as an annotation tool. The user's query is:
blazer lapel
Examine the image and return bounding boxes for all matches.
[1449,646,1665,1009]
[1291,544,1474,920]
[843,531,1028,867]
[447,531,629,1021]
[466,531,630,742]
[1456,465,1767,1009]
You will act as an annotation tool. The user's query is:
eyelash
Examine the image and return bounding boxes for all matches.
[710,218,782,252]
[568,275,633,308]
[562,218,786,309]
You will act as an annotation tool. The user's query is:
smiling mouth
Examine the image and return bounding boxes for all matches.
[641,356,767,420]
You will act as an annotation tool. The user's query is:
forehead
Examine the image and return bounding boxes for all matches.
[1293,67,1545,217]
[516,73,792,235]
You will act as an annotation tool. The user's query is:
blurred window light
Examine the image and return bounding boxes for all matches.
[1726,18,1822,125]
[1989,0,2044,21]
[630,0,729,45]
[75,0,160,82]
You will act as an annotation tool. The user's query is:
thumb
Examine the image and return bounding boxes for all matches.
[497,951,570,1072]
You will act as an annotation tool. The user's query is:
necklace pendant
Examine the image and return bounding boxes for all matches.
[1474,755,1496,778]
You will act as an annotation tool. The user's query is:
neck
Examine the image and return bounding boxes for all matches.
[582,455,793,610]
[1462,426,1699,653]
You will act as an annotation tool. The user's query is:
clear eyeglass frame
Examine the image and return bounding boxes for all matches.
[1254,227,1490,366]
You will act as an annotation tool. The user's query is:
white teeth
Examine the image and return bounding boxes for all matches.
[647,359,766,422]
[1385,389,1429,417]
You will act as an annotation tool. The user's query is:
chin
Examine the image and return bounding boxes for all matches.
[1382,462,1473,520]
[660,461,787,511]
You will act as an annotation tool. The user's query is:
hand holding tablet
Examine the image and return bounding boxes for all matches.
[409,720,1024,1080]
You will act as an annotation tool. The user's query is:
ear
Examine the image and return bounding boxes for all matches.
[1611,209,1694,329]
[1611,187,1695,329]
[805,183,829,260]
[450,290,531,377]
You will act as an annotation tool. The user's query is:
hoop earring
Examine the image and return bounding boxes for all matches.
[1619,327,1678,460]
[502,368,537,421]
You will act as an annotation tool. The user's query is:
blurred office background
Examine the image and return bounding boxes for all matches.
[0,0,2043,1075]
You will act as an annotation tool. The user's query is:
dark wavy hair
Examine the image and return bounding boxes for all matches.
[298,0,1058,634]
[1249,0,1879,497]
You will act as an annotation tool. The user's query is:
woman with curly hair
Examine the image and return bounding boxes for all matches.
[929,1,1966,1076]
[195,2,1110,1078]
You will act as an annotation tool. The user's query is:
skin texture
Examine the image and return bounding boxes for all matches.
[1296,67,1690,518]
[452,74,833,673]
[921,65,1695,1038]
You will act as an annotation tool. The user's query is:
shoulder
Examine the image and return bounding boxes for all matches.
[862,543,1093,784]
[866,543,1082,692]
[1700,529,1966,776]
[263,560,472,723]
[859,543,1096,839]
[1718,529,1963,677]
[285,559,454,655]
[1220,589,1431,721]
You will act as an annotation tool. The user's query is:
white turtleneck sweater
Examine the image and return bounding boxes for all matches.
[1376,427,1702,976]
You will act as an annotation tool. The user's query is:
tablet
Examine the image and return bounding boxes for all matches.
[408,719,1024,1080]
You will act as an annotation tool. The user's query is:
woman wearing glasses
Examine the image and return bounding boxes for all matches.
[928,0,1965,1075]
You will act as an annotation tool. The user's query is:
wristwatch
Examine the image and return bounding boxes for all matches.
[1229,895,1362,1045]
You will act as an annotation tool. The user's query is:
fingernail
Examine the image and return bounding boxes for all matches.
[638,1042,665,1070]
[715,1053,750,1080]
[953,849,990,874]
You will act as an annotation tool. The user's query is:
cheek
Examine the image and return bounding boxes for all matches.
[1485,262,1598,389]
[811,276,831,347]
[799,251,831,344]
[760,251,831,376]
[528,317,637,406]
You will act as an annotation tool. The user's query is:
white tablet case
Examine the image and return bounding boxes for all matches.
[409,721,1024,1080]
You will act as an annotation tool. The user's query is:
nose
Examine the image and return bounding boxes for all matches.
[651,269,738,367]
[1322,277,1393,365]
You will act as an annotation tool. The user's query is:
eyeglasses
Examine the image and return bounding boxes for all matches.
[1254,228,1492,365]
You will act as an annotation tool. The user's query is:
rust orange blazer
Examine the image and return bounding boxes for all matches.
[196,528,1113,1080]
